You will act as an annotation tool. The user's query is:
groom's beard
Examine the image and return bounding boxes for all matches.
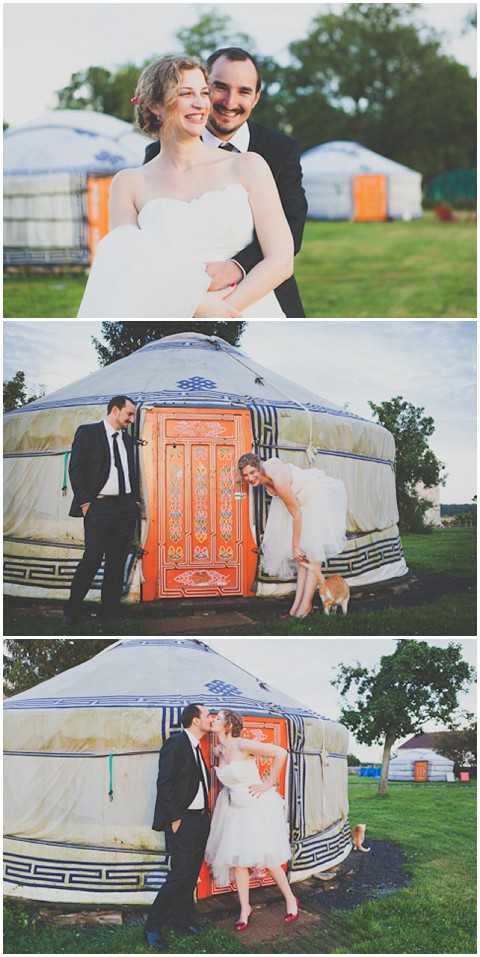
[207,107,247,137]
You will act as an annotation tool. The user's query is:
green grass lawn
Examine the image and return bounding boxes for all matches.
[403,527,476,579]
[4,779,476,954]
[4,214,476,318]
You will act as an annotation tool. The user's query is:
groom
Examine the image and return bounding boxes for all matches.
[145,704,213,950]
[144,47,307,318]
[64,395,139,625]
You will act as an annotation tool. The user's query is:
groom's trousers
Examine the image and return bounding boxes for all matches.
[65,495,138,619]
[146,809,211,932]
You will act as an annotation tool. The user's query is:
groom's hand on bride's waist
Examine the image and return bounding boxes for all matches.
[205,260,244,291]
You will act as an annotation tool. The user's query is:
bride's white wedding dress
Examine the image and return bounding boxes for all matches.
[205,759,291,886]
[78,183,285,318]
[261,457,347,578]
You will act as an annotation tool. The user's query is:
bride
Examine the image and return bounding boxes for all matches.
[205,709,299,930]
[78,55,293,318]
[238,453,347,618]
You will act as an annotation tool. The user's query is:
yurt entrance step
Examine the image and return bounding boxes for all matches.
[197,715,289,898]
[142,408,257,600]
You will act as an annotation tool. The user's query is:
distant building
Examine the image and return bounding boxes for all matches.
[389,732,455,782]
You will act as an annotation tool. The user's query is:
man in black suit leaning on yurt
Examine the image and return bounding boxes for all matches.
[145,703,213,950]
[144,47,308,319]
[64,395,140,626]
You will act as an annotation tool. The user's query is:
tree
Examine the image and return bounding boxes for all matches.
[347,753,361,767]
[4,640,115,696]
[435,713,477,771]
[176,9,253,62]
[93,322,245,366]
[368,396,446,531]
[4,370,44,412]
[56,63,143,122]
[332,640,475,795]
[288,3,476,175]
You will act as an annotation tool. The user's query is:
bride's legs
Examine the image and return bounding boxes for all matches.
[295,569,318,618]
[267,865,298,914]
[234,867,251,924]
[289,564,307,616]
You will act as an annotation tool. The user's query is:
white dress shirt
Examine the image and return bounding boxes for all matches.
[99,419,132,495]
[202,122,250,153]
[185,730,209,810]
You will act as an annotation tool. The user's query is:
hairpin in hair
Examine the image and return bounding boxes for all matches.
[130,96,140,105]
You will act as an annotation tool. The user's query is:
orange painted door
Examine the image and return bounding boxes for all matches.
[414,761,428,782]
[142,408,257,599]
[86,175,112,262]
[353,174,387,221]
[198,716,289,899]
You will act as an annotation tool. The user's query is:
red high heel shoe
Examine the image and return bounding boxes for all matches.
[235,907,252,932]
[284,898,299,924]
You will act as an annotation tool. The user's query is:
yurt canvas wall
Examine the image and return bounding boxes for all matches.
[302,141,422,221]
[4,638,351,904]
[388,747,454,782]
[4,110,148,266]
[3,333,408,603]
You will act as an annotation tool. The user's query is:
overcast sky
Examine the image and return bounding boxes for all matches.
[208,638,477,761]
[4,319,476,502]
[4,3,476,125]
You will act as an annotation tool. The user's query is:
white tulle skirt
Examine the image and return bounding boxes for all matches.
[262,469,347,578]
[205,786,291,887]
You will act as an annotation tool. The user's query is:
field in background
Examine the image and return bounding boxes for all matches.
[4,214,476,318]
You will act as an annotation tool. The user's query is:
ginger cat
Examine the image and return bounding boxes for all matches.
[300,560,350,616]
[352,823,370,852]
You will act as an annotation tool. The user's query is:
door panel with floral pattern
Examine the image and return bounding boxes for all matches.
[142,408,257,599]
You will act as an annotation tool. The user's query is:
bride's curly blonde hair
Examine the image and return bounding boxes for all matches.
[221,709,243,738]
[133,54,209,139]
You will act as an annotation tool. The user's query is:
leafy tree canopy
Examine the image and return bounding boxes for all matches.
[4,640,115,696]
[93,321,245,366]
[369,395,446,531]
[4,370,44,412]
[332,639,474,793]
[435,712,477,769]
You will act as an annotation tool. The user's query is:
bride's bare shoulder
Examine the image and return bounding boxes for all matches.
[234,151,271,183]
[111,166,146,192]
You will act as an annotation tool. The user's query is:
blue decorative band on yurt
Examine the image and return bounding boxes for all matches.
[290,820,351,873]
[4,851,168,892]
[4,694,324,719]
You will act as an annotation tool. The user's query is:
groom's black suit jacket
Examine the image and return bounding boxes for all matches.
[144,120,308,318]
[152,731,211,832]
[68,422,138,518]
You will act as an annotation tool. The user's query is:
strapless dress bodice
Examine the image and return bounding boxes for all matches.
[137,183,254,261]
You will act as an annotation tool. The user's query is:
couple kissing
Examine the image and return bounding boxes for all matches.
[145,703,298,950]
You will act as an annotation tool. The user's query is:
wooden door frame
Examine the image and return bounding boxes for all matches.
[141,407,257,601]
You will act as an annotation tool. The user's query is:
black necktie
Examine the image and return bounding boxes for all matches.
[196,745,209,810]
[112,433,126,495]
[219,142,237,152]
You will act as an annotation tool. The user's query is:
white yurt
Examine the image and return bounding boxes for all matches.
[389,738,454,783]
[4,110,148,266]
[301,140,422,221]
[4,638,351,905]
[3,332,408,604]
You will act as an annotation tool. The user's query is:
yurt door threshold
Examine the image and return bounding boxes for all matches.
[198,714,289,898]
[142,408,257,599]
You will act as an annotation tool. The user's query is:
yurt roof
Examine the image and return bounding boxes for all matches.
[4,638,334,722]
[4,109,149,175]
[6,332,361,420]
[301,141,421,178]
[390,748,454,766]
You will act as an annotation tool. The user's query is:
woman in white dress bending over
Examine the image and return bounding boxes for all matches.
[205,709,298,931]
[78,55,293,318]
[238,453,347,618]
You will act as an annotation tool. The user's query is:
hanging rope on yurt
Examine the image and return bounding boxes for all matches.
[61,451,71,495]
